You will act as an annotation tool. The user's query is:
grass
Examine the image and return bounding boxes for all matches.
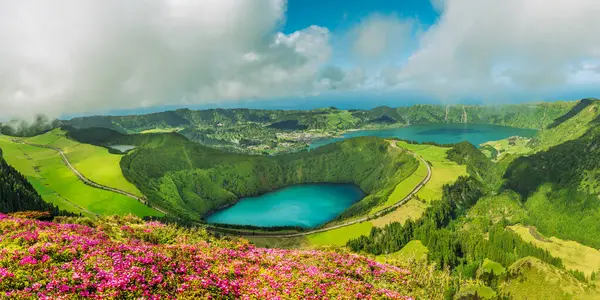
[371,199,427,227]
[533,102,599,151]
[307,222,373,246]
[457,284,497,299]
[395,141,467,202]
[0,134,162,218]
[466,191,527,232]
[502,257,599,300]
[368,141,466,228]
[481,258,506,276]
[244,236,309,249]
[377,240,429,263]
[25,129,143,197]
[139,127,183,134]
[480,137,533,161]
[508,224,600,278]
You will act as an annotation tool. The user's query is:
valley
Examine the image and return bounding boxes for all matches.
[2,98,600,299]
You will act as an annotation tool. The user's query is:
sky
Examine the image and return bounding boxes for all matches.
[1,0,600,119]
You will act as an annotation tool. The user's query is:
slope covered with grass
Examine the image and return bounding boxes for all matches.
[0,148,59,214]
[0,134,161,218]
[26,129,142,196]
[501,257,599,300]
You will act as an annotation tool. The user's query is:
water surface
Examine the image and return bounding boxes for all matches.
[109,145,136,152]
[310,123,537,149]
[206,183,365,228]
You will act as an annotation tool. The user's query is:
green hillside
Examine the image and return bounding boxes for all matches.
[117,134,418,221]
[0,133,162,218]
[0,147,60,214]
[501,257,599,300]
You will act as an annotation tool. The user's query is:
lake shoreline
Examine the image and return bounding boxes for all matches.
[205,183,366,228]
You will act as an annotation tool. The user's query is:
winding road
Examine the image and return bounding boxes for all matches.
[230,140,432,238]
[16,140,169,215]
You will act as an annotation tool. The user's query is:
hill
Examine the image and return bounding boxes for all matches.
[0,148,59,214]
[117,134,419,222]
[0,213,452,299]
[0,131,162,218]
[501,257,599,300]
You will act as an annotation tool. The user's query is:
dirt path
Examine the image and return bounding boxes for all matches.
[18,140,169,215]
[232,140,432,238]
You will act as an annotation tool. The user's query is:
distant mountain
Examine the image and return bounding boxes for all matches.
[62,101,577,154]
[66,102,576,132]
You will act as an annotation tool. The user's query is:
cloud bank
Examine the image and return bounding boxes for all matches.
[1,0,600,117]
[0,0,343,117]
[385,0,600,100]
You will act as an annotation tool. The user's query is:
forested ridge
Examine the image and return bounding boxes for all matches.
[66,101,576,132]
[57,101,578,155]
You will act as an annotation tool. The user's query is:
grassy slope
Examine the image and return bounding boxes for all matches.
[371,141,466,228]
[376,240,429,263]
[502,257,599,300]
[465,191,527,232]
[26,129,142,196]
[481,258,506,275]
[530,99,600,151]
[307,222,373,246]
[480,137,533,161]
[522,185,600,249]
[0,135,161,218]
[509,224,600,278]
[456,284,496,300]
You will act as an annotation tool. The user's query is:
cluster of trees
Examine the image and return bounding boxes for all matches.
[118,136,418,221]
[0,149,63,215]
[347,175,561,275]
[348,141,564,281]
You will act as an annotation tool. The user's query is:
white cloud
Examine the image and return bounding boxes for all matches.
[317,66,366,90]
[389,0,600,101]
[350,14,414,61]
[430,0,446,12]
[0,0,338,117]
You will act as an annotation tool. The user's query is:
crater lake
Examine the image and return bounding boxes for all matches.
[205,183,365,228]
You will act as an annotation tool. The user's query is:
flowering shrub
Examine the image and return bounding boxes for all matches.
[0,214,413,299]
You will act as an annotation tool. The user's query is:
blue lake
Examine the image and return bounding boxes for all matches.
[108,145,136,152]
[205,183,365,228]
[309,123,537,149]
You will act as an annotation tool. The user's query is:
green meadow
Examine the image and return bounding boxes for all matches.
[26,129,142,196]
[376,240,429,263]
[370,141,466,227]
[0,134,161,218]
[307,222,373,246]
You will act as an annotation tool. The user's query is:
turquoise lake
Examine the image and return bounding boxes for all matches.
[206,183,365,228]
[207,123,536,228]
[309,123,537,149]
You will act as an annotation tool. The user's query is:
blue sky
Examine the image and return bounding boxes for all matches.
[1,0,599,118]
[284,0,439,33]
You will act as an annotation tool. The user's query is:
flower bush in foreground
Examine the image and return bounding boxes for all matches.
[0,213,413,299]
